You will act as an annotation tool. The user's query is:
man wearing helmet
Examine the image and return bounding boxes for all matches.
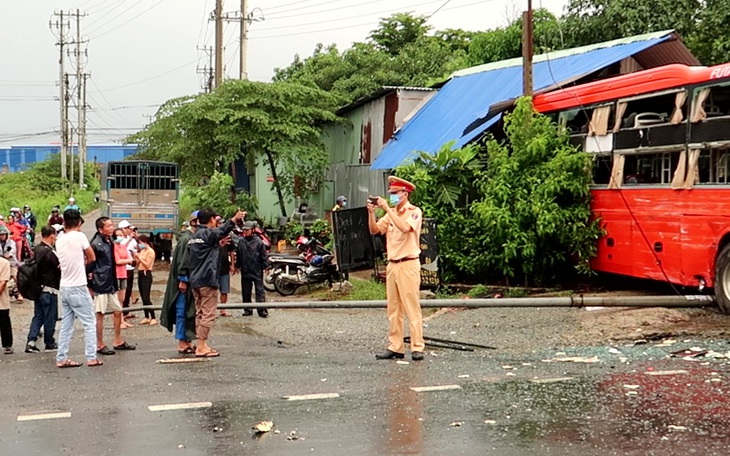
[64,197,80,213]
[332,195,347,212]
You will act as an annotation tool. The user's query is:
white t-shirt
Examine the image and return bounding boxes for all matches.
[122,236,138,271]
[56,230,90,287]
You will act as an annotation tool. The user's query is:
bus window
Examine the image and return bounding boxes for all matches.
[691,82,730,122]
[698,149,730,184]
[592,155,612,185]
[623,151,679,185]
[620,92,678,129]
[559,108,590,134]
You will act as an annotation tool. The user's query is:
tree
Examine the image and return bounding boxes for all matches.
[128,80,341,217]
[368,13,431,55]
[395,99,601,285]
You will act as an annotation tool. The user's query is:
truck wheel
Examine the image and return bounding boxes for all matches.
[714,244,730,314]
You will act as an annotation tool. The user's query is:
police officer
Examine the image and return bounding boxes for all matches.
[367,176,424,361]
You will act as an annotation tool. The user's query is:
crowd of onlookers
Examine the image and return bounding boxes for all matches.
[0,203,271,367]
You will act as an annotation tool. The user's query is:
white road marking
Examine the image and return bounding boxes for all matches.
[410,385,462,393]
[644,370,689,376]
[17,412,71,422]
[148,402,212,412]
[284,393,341,401]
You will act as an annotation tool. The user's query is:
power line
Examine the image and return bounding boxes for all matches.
[91,58,200,92]
[427,0,454,19]
[266,0,320,11]
[85,0,146,36]
[265,0,349,17]
[92,0,167,39]
[255,0,443,31]
[265,0,386,21]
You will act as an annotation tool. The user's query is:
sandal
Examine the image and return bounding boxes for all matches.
[195,350,220,358]
[87,359,104,367]
[178,346,195,355]
[3,347,13,355]
[57,359,82,368]
[113,341,136,351]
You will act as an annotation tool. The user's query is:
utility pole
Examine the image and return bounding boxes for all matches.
[214,0,224,88]
[196,45,215,93]
[240,0,248,80]
[522,0,534,97]
[79,73,88,188]
[73,9,88,189]
[50,11,70,180]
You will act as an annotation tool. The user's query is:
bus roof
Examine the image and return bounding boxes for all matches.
[533,62,730,113]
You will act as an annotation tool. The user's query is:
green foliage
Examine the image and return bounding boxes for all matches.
[127,79,341,217]
[368,13,432,55]
[183,171,259,219]
[0,154,98,220]
[309,218,332,248]
[563,0,730,65]
[340,278,386,301]
[396,98,601,286]
[467,284,490,298]
[283,219,304,245]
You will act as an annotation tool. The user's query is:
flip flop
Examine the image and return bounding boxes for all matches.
[178,347,195,354]
[113,341,137,350]
[195,350,220,358]
[87,359,104,367]
[57,359,82,368]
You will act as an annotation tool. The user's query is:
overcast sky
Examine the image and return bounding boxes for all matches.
[0,0,568,145]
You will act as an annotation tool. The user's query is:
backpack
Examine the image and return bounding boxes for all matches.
[17,257,42,301]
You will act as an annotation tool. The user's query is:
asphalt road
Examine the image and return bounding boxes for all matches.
[0,212,726,455]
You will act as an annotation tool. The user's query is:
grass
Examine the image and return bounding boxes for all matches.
[310,277,387,301]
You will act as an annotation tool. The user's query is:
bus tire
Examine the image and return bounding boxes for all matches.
[714,244,730,314]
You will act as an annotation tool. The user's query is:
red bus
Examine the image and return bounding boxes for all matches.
[532,62,730,312]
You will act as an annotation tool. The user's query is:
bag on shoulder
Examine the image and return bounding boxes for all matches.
[17,258,42,300]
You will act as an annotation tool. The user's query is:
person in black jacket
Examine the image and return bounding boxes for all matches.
[188,208,246,357]
[89,217,135,355]
[25,226,61,353]
[235,221,270,318]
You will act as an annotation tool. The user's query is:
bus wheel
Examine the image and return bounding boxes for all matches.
[714,244,730,314]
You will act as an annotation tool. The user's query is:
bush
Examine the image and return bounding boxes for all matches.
[182,171,259,219]
[310,218,332,248]
[395,97,601,286]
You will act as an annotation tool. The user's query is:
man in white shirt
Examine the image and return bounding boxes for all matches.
[55,209,102,368]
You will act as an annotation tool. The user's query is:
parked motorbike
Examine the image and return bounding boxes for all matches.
[269,237,339,296]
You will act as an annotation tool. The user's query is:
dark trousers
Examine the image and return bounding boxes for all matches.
[123,269,135,314]
[0,309,12,348]
[242,276,266,310]
[28,292,57,346]
[138,270,155,319]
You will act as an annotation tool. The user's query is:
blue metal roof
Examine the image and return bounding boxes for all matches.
[370,34,671,170]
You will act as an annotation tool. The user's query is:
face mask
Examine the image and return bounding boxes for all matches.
[341,202,347,208]
[139,243,147,249]
[114,238,122,244]
[389,194,401,206]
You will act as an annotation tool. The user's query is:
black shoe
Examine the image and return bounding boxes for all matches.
[257,309,268,318]
[97,346,116,355]
[45,343,58,351]
[411,351,424,361]
[375,350,405,360]
[242,309,253,316]
[25,343,40,354]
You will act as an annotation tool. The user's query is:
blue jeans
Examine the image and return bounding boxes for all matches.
[56,285,98,362]
[175,292,187,342]
[28,292,58,346]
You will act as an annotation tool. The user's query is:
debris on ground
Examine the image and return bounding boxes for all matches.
[542,355,600,364]
[252,420,274,433]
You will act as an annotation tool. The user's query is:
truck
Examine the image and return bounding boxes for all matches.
[100,160,179,260]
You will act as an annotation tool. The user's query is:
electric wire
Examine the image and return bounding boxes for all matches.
[86,0,147,36]
[92,0,167,39]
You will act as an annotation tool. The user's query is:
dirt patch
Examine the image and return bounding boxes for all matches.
[568,306,730,345]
